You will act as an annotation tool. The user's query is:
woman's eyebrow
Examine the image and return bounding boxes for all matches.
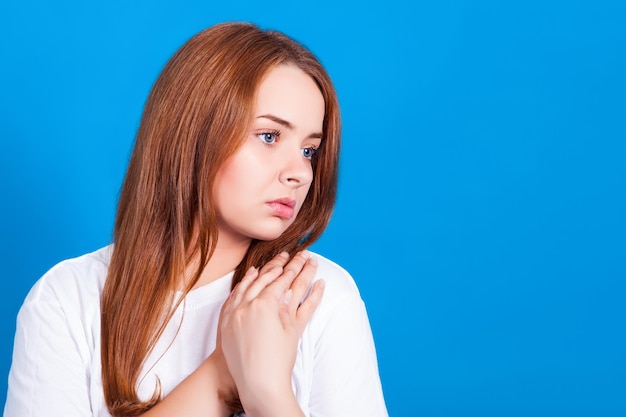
[257,114,323,139]
[257,113,293,129]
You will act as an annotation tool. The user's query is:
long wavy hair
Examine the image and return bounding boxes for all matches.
[100,22,341,416]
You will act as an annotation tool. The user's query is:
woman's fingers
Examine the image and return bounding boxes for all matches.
[258,251,290,275]
[238,251,291,302]
[286,256,318,317]
[227,267,259,307]
[282,250,312,278]
[262,251,313,301]
[228,250,321,317]
[293,279,325,333]
[243,265,285,302]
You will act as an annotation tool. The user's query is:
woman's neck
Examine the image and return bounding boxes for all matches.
[185,236,251,290]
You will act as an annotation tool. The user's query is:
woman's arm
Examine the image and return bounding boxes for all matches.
[143,250,323,417]
[219,252,324,417]
[140,352,232,417]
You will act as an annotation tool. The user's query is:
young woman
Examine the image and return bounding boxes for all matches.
[4,22,387,417]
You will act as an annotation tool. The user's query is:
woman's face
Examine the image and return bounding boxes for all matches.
[213,64,325,246]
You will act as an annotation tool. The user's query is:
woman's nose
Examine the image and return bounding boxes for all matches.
[278,149,313,187]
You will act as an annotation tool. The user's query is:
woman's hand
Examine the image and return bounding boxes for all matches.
[219,251,325,416]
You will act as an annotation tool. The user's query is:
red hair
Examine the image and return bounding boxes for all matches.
[100,22,341,416]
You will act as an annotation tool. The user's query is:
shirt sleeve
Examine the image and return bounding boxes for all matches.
[4,272,95,416]
[308,292,388,417]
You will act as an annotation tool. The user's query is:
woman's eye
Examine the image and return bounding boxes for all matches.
[258,131,278,144]
[302,147,318,159]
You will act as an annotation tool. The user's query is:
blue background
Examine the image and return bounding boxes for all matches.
[1,0,625,415]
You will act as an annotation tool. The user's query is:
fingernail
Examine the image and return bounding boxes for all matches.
[308,256,318,266]
[245,266,257,276]
[300,250,310,258]
[279,251,289,258]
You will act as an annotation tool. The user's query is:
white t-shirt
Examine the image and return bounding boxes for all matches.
[4,246,388,416]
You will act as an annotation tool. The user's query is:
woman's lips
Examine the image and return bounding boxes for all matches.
[266,198,296,219]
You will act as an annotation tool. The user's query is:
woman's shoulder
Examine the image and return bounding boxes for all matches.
[307,251,362,306]
[309,250,358,287]
[13,246,112,360]
[23,245,112,308]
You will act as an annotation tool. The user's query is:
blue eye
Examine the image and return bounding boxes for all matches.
[258,131,279,144]
[302,147,318,159]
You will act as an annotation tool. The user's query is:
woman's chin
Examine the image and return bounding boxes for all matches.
[249,224,293,242]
